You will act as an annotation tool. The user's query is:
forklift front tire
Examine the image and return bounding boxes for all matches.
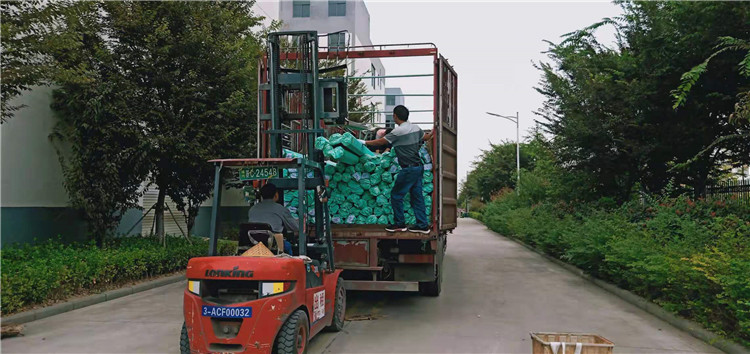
[274,309,309,354]
[325,277,346,332]
[180,322,190,354]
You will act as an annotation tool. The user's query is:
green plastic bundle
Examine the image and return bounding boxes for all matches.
[326,146,359,164]
[283,149,304,159]
[315,136,330,150]
[328,133,343,146]
[324,161,337,179]
[281,143,435,225]
[423,170,433,184]
[369,171,382,185]
[337,132,375,157]
[355,198,368,211]
[351,183,364,195]
[363,161,376,173]
[381,172,393,184]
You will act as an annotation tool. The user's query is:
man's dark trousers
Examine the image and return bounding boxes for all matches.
[390,166,428,227]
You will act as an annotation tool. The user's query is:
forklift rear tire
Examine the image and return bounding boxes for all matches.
[325,278,346,332]
[419,265,442,297]
[274,309,309,354]
[180,322,190,354]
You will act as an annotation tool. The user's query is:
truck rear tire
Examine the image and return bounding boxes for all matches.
[419,265,442,297]
[180,322,190,354]
[325,278,346,332]
[274,309,309,354]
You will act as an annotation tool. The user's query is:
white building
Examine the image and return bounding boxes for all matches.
[274,0,387,123]
[384,87,405,128]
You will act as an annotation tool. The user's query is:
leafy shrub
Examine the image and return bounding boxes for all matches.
[1,235,236,315]
[480,192,750,345]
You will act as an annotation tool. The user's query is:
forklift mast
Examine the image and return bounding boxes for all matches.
[206,31,346,271]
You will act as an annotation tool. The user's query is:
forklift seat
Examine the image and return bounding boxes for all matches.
[239,223,283,255]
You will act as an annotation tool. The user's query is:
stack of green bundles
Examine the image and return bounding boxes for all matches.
[281,137,434,225]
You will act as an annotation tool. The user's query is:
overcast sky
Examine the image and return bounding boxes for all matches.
[365,1,624,183]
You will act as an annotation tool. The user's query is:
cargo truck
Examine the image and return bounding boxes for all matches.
[256,41,458,296]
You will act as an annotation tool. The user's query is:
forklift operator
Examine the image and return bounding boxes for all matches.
[248,183,298,253]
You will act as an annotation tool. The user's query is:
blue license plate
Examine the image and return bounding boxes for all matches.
[202,305,252,318]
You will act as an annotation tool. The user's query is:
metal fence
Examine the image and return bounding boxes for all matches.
[704,179,750,205]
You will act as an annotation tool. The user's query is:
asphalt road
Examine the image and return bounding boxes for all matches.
[2,218,719,353]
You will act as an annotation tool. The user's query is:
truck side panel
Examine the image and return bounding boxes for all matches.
[438,55,458,231]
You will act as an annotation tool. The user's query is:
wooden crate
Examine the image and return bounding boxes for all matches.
[530,332,614,354]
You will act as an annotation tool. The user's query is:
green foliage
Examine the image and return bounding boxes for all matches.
[671,35,750,175]
[674,36,750,110]
[459,131,550,204]
[536,2,750,200]
[44,1,267,239]
[0,0,82,122]
[0,235,236,314]
[480,192,750,345]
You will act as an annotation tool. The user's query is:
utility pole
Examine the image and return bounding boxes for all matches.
[486,111,520,195]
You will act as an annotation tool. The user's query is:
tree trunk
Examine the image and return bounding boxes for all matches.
[186,207,196,236]
[154,182,167,242]
[694,168,708,199]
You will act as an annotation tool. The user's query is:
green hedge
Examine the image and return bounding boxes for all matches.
[481,193,750,346]
[1,236,236,315]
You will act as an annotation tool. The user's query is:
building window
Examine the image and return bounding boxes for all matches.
[293,0,310,17]
[328,0,346,16]
[386,114,393,123]
[386,95,396,106]
[328,33,345,50]
[370,64,376,88]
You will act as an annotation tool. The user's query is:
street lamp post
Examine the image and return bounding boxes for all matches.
[486,111,520,195]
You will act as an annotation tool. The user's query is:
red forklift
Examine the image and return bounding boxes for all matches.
[181,31,348,354]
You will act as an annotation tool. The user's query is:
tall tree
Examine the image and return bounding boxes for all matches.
[50,1,265,240]
[672,36,750,175]
[536,2,750,201]
[0,0,84,122]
